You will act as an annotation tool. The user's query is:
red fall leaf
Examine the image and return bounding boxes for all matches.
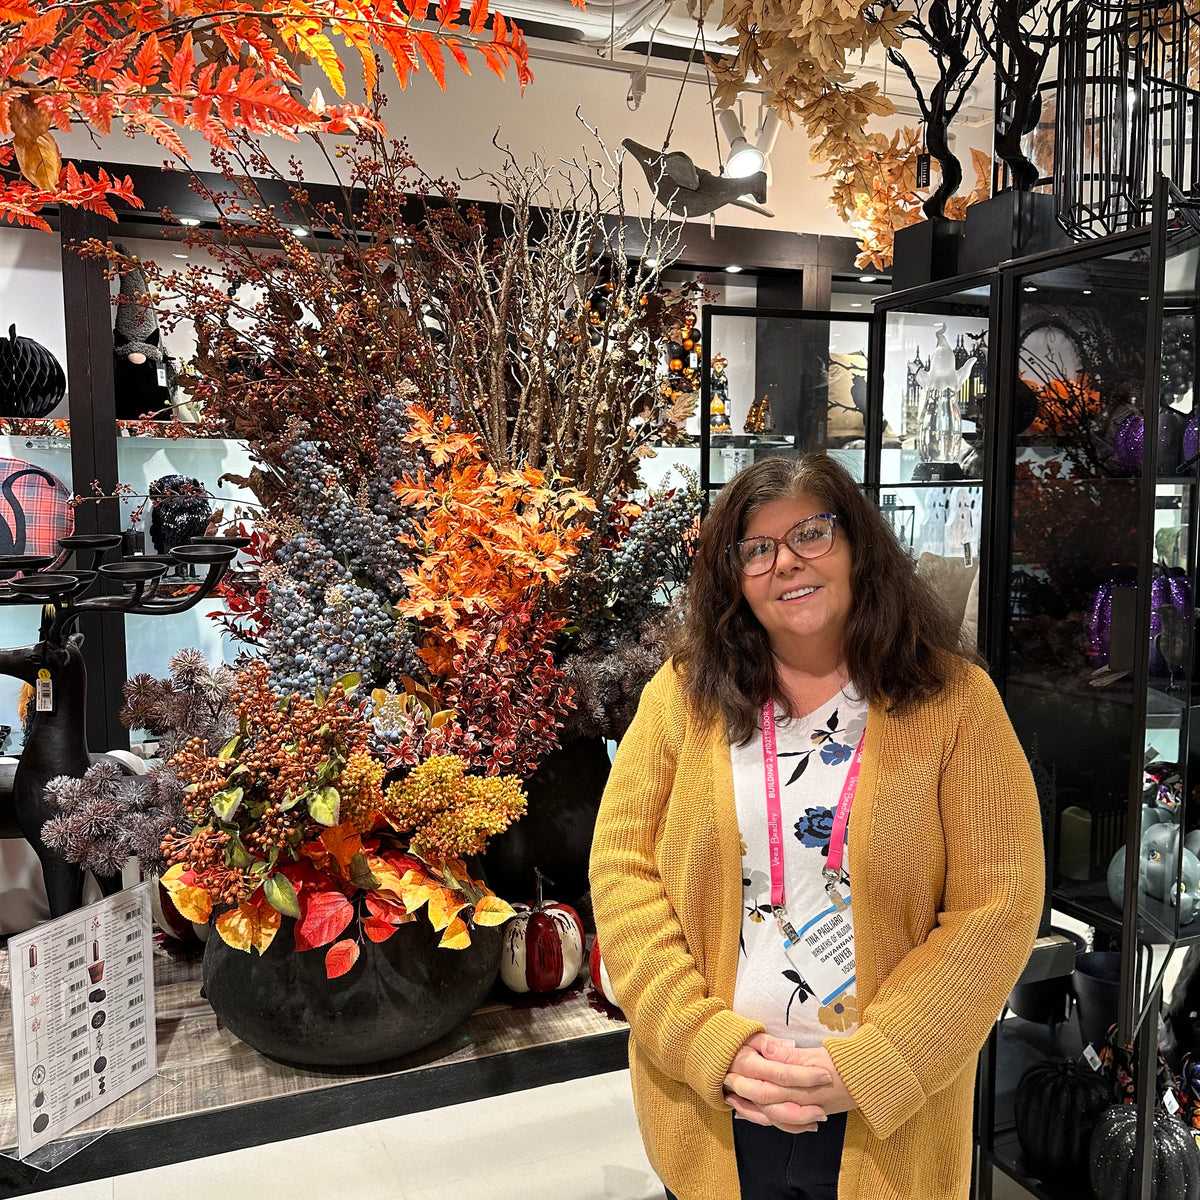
[325,938,361,978]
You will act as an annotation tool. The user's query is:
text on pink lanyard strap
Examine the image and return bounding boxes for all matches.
[760,702,865,912]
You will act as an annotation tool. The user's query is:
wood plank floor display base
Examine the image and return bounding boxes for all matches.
[0,935,629,1196]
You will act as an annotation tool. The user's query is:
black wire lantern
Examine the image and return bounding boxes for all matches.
[1054,1,1200,239]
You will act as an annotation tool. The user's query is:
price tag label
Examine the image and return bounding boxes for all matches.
[916,153,932,189]
[156,363,167,388]
[1083,1043,1103,1072]
[963,541,972,568]
[1165,1089,1181,1115]
[35,669,53,714]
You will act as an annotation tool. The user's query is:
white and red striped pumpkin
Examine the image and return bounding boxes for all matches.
[589,936,621,1009]
[500,900,585,993]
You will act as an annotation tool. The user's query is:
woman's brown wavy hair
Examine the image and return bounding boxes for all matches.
[672,452,974,744]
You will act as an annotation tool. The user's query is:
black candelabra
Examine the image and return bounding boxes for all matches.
[0,533,243,917]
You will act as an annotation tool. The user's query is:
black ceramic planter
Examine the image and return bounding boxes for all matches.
[891,218,964,292]
[202,911,502,1067]
[482,735,611,910]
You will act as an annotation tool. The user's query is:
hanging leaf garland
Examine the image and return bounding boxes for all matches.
[0,0,535,229]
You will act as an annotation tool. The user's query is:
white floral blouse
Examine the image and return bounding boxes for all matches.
[730,689,868,1046]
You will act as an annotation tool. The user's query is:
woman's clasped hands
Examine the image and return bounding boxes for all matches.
[724,1033,857,1134]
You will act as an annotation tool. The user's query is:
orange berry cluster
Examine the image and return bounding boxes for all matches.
[161,826,245,907]
[166,661,380,891]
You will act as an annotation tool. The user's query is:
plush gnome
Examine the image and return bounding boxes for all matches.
[113,247,177,421]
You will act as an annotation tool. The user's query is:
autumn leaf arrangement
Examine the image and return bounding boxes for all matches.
[0,0,535,230]
[160,661,524,978]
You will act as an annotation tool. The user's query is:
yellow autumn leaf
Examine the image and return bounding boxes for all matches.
[215,902,281,955]
[366,854,406,898]
[439,916,472,949]
[171,885,213,925]
[419,886,467,932]
[160,862,188,891]
[471,895,515,926]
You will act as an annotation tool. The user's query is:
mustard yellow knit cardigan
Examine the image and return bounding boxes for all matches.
[589,660,1044,1200]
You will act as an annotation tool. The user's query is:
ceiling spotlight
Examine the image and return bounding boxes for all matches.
[172,253,188,259]
[627,67,647,112]
[292,225,310,237]
[1024,285,1037,293]
[178,217,201,227]
[645,257,658,268]
[860,275,878,283]
[1083,289,1093,295]
[718,107,781,180]
[1140,295,1149,301]
[850,302,863,308]
[725,264,743,273]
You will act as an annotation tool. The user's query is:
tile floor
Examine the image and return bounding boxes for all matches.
[31,1069,1037,1200]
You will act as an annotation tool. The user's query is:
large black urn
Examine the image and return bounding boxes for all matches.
[482,735,611,909]
[202,912,502,1067]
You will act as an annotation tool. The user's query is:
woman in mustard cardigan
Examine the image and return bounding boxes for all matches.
[589,453,1043,1200]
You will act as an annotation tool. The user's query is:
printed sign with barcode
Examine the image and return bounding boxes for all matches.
[125,930,138,944]
[68,956,83,970]
[67,933,82,947]
[69,1025,87,1041]
[72,1092,92,1108]
[129,1057,146,1074]
[130,1036,145,1052]
[70,1047,86,1064]
[67,1000,86,1019]
[127,994,144,1008]
[73,1068,89,1086]
[126,950,142,965]
[126,972,142,988]
[128,1015,144,1031]
[68,979,82,994]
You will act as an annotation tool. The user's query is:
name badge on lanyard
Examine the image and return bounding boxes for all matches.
[762,702,862,1005]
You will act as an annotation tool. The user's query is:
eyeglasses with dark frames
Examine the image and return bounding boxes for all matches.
[732,513,838,576]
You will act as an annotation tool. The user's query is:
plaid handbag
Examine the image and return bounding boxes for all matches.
[0,457,74,560]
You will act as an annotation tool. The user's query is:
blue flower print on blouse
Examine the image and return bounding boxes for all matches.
[795,805,834,852]
[819,741,854,766]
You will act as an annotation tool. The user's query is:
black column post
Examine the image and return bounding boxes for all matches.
[58,207,129,753]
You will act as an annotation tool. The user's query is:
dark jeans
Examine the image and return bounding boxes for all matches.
[665,1112,846,1200]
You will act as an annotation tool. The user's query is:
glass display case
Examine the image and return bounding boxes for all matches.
[969,179,1200,1200]
[700,306,871,504]
[867,277,998,647]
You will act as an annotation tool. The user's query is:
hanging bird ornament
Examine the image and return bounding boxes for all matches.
[621,139,772,218]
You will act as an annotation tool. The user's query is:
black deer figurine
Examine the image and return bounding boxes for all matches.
[0,633,124,915]
[0,533,240,918]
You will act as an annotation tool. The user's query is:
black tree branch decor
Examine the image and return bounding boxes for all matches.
[974,0,1074,192]
[882,0,989,218]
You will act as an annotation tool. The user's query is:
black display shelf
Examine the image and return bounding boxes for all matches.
[1050,885,1125,937]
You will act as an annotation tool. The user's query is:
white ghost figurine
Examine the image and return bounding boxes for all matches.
[915,324,977,465]
[916,323,976,395]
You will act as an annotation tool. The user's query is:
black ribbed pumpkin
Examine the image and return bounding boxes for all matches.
[1015,1058,1112,1181]
[0,325,66,418]
[1089,1103,1200,1200]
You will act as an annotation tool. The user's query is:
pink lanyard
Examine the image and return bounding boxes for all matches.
[761,702,864,911]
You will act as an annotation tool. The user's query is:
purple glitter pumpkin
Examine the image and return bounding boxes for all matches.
[1113,412,1144,474]
[1185,411,1199,466]
[1089,571,1193,672]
